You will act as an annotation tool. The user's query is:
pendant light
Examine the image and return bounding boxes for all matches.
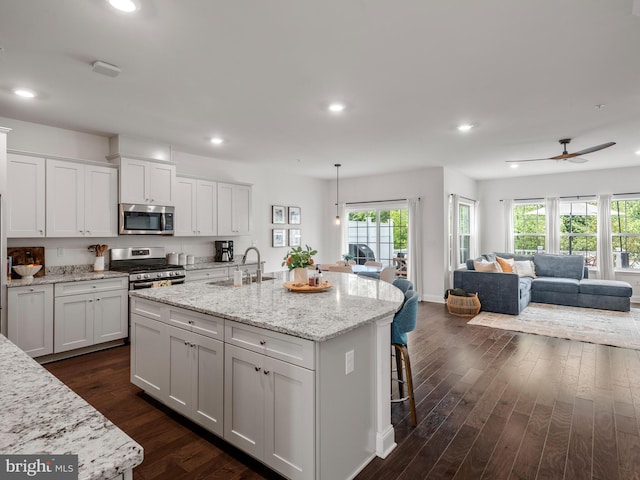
[334,163,341,225]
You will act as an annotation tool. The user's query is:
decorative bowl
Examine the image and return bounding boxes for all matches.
[13,264,42,280]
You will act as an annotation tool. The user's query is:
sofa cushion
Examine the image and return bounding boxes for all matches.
[533,254,584,280]
[579,279,632,298]
[532,277,580,294]
[474,260,502,272]
[513,260,536,277]
[494,252,535,262]
[496,256,515,272]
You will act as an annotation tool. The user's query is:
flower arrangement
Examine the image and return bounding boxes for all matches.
[282,244,317,270]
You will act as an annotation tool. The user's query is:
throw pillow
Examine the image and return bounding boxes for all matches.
[496,256,515,273]
[473,260,502,273]
[513,260,536,277]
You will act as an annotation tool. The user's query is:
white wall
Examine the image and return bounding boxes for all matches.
[478,166,640,301]
[2,118,326,275]
[324,166,477,303]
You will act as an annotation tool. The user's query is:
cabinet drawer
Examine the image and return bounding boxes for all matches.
[130,297,165,321]
[225,320,314,370]
[168,306,224,340]
[55,277,128,296]
[185,268,228,282]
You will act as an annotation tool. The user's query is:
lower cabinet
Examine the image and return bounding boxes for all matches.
[130,300,315,480]
[166,325,224,436]
[224,344,314,480]
[7,284,54,357]
[54,279,128,353]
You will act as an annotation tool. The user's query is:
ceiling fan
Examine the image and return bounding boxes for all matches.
[506,138,616,164]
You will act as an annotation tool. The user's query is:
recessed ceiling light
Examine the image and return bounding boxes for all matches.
[457,124,473,132]
[328,103,345,113]
[635,150,640,155]
[107,0,139,12]
[13,88,36,98]
[210,137,224,145]
[510,164,519,169]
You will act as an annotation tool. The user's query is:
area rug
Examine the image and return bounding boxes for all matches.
[467,303,640,350]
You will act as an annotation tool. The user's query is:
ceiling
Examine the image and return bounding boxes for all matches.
[1,0,640,180]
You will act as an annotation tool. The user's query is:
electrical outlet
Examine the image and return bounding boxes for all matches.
[345,350,354,375]
[57,248,64,256]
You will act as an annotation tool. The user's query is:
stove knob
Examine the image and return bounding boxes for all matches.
[143,274,149,279]
[158,272,164,278]
[168,272,174,277]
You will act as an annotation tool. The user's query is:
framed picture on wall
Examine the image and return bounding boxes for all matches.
[288,206,301,225]
[272,205,286,224]
[289,228,301,247]
[272,229,287,247]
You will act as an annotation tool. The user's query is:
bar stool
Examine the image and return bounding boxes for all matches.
[392,278,413,293]
[391,289,418,426]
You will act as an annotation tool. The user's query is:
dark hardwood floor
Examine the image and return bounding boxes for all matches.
[44,302,640,479]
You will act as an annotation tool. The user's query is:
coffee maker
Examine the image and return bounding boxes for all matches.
[214,240,234,262]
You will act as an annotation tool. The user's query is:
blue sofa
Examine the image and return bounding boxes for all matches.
[453,253,632,314]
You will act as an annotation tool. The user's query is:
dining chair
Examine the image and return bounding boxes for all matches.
[329,265,353,273]
[379,265,396,283]
[391,289,418,426]
[318,264,335,272]
[364,261,382,267]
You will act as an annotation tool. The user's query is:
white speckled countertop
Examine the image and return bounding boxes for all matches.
[0,334,143,480]
[183,260,263,271]
[7,271,128,288]
[130,271,405,342]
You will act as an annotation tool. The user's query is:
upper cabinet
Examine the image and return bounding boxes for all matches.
[46,159,118,238]
[6,153,46,238]
[218,183,252,236]
[175,177,217,236]
[119,156,176,205]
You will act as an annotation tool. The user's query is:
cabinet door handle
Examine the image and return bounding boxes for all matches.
[263,370,270,375]
[259,340,266,345]
[254,366,261,372]
[86,230,91,234]
[89,300,93,303]
[39,230,44,235]
[96,298,101,301]
[184,341,189,346]
[29,288,35,292]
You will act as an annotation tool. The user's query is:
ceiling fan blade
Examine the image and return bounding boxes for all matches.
[567,157,588,164]
[550,152,580,160]
[505,158,553,163]
[572,141,616,156]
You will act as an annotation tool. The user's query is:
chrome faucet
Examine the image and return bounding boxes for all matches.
[241,246,262,283]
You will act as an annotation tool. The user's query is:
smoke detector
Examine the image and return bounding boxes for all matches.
[92,60,121,78]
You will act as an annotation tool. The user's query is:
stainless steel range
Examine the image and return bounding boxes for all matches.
[110,247,186,290]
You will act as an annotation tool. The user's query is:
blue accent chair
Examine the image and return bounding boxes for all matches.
[391,289,419,426]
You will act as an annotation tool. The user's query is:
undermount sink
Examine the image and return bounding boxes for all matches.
[208,275,276,287]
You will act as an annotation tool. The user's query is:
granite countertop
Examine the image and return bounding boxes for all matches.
[130,271,405,342]
[7,270,128,288]
[0,334,143,480]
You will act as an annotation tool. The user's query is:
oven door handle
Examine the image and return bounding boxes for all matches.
[130,278,186,289]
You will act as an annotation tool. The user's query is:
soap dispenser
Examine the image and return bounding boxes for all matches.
[233,266,243,287]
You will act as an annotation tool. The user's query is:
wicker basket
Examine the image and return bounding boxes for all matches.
[446,293,481,317]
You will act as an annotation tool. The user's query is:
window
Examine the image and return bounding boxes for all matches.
[347,206,408,266]
[611,199,640,269]
[559,201,598,265]
[513,203,546,254]
[458,202,472,265]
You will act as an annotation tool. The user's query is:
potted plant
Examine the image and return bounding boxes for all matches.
[282,245,317,284]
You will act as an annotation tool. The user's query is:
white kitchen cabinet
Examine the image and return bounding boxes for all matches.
[185,267,228,282]
[224,343,315,480]
[46,159,117,238]
[54,278,128,353]
[130,313,168,399]
[7,284,54,357]
[119,156,176,205]
[175,177,217,236]
[6,153,46,238]
[217,182,252,236]
[166,325,224,435]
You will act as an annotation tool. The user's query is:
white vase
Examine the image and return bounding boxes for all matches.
[293,267,308,284]
[94,256,105,272]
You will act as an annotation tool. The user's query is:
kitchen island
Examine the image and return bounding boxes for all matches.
[129,271,404,480]
[0,334,143,480]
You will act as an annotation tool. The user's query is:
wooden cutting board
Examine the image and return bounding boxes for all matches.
[8,246,45,278]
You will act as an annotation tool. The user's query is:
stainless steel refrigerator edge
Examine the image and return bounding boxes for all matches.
[0,126,11,337]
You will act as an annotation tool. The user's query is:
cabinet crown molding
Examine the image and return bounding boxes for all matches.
[8,149,116,168]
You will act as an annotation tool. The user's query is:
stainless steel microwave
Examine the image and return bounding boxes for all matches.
[119,204,175,235]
